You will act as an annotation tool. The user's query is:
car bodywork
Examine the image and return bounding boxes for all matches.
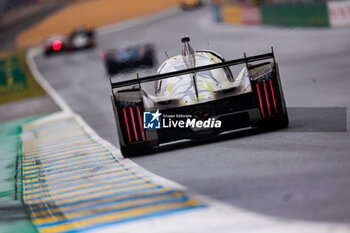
[68,26,96,50]
[101,44,156,76]
[110,37,289,157]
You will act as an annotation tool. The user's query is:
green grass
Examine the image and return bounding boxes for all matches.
[0,116,43,233]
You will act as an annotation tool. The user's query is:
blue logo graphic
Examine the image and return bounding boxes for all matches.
[143,110,162,129]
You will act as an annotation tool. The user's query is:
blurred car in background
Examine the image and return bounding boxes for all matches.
[179,0,203,10]
[44,26,96,55]
[68,26,96,50]
[101,44,156,76]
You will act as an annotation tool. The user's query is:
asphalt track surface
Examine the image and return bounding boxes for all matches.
[34,7,350,224]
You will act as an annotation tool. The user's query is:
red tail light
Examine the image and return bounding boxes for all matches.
[122,106,147,144]
[256,83,265,118]
[129,107,139,142]
[137,106,146,141]
[263,81,271,116]
[52,40,62,51]
[269,80,278,114]
[100,51,107,58]
[123,108,131,143]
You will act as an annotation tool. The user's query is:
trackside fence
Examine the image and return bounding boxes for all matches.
[210,0,350,28]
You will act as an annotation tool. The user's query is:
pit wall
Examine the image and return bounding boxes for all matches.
[210,0,350,28]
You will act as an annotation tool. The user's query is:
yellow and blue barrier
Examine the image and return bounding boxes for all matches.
[21,114,205,233]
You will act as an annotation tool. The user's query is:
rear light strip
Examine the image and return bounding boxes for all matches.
[263,81,271,116]
[256,79,279,118]
[122,106,146,143]
[256,83,265,118]
[123,108,131,143]
[269,80,278,114]
[129,107,139,142]
[137,106,146,141]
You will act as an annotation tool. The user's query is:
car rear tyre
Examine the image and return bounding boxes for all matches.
[120,141,153,157]
[257,113,289,132]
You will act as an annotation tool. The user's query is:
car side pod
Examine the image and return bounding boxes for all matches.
[110,89,153,157]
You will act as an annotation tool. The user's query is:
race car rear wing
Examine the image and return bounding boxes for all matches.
[111,49,276,89]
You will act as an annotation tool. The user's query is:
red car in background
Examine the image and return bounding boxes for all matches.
[44,26,96,55]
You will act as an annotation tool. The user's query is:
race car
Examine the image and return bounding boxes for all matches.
[179,0,203,10]
[110,37,289,157]
[44,26,96,55]
[67,26,96,50]
[101,44,156,76]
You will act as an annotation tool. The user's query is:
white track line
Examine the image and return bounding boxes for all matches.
[26,47,73,114]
